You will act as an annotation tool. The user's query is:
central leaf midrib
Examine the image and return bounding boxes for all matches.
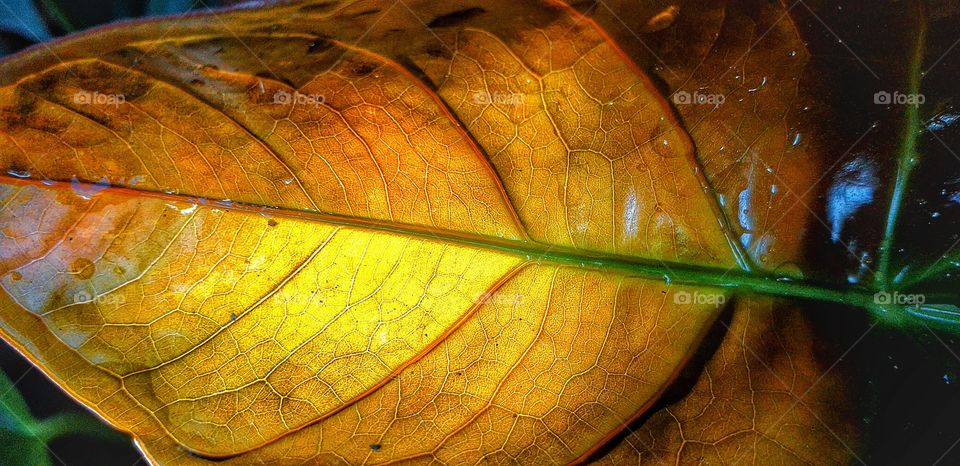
[0,174,881,311]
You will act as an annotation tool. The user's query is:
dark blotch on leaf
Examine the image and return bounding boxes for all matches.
[370,444,382,451]
[353,8,381,18]
[396,55,437,90]
[298,1,339,14]
[350,62,376,77]
[307,39,333,54]
[427,7,486,28]
[425,46,452,59]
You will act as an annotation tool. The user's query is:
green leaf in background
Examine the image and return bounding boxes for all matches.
[147,0,201,16]
[0,0,52,42]
[0,370,49,466]
[0,370,127,466]
[0,0,226,56]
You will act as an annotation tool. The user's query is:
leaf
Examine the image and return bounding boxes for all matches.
[0,0,952,464]
[0,368,127,465]
[0,0,53,43]
[0,370,52,466]
[594,300,859,465]
[0,1,746,462]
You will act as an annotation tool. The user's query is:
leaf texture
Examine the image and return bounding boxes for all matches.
[0,0,858,464]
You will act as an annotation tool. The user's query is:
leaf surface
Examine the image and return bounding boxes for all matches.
[0,0,910,463]
[0,0,746,463]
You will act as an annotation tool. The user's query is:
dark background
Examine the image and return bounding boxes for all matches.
[2,1,960,465]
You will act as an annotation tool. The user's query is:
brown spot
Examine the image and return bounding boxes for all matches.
[307,39,333,54]
[350,62,376,77]
[113,265,125,275]
[425,47,452,59]
[267,219,278,227]
[10,271,22,281]
[69,258,96,280]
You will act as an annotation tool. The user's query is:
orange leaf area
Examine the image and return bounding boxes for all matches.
[0,0,857,464]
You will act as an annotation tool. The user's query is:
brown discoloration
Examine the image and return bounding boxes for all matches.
[69,257,96,280]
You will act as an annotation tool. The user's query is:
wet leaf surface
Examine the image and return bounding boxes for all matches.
[0,0,956,464]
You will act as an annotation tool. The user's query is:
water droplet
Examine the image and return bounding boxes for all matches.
[791,132,802,146]
[641,5,680,32]
[6,169,30,178]
[774,262,803,278]
[283,177,295,185]
[738,187,754,231]
[663,275,672,285]
[788,50,798,57]
[41,179,56,186]
[748,76,768,93]
[894,266,910,283]
[70,176,111,200]
[826,156,877,243]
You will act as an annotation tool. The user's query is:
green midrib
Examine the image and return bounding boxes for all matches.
[1,175,892,316]
[877,2,927,288]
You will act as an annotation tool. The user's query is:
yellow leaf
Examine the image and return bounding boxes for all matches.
[0,0,857,464]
